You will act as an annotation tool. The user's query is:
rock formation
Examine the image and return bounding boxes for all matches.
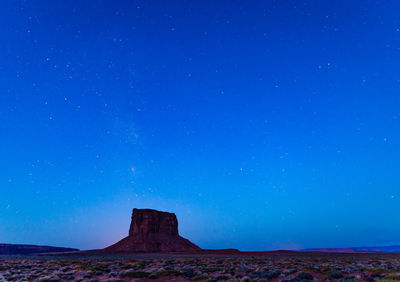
[105,208,201,253]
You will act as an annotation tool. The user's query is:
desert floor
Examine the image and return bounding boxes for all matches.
[1,253,400,281]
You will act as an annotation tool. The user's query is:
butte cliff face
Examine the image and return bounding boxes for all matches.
[105,208,201,253]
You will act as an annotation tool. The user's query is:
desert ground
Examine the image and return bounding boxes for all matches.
[1,253,400,281]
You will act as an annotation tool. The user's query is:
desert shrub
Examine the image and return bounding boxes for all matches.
[120,264,136,270]
[120,270,150,278]
[381,273,400,281]
[156,269,182,276]
[193,274,210,280]
[367,267,387,273]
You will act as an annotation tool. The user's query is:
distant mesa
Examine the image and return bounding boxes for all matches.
[303,246,400,253]
[105,208,201,253]
[0,244,79,255]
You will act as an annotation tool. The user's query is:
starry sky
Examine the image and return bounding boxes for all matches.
[1,1,400,251]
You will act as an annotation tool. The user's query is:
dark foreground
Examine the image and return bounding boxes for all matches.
[1,253,400,281]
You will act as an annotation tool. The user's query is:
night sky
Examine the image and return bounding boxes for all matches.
[1,1,400,251]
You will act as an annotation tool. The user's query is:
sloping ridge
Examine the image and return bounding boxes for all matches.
[0,244,79,255]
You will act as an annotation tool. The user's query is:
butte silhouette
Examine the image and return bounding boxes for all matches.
[105,208,201,253]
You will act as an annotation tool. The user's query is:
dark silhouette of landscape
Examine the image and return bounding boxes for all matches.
[2,208,399,256]
[2,208,400,281]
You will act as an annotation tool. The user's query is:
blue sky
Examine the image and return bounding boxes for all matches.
[1,0,399,251]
